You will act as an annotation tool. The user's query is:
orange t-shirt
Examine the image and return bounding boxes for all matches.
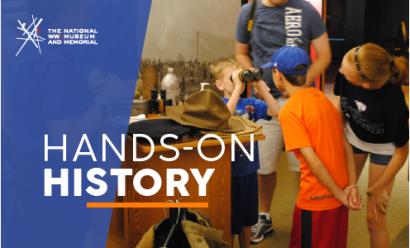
[279,88,348,211]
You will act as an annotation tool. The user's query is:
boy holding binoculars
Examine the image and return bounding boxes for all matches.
[209,58,279,248]
[210,59,279,119]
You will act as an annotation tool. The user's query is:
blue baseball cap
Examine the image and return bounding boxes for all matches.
[261,46,310,75]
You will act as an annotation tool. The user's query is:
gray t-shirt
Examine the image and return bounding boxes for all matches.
[236,0,326,97]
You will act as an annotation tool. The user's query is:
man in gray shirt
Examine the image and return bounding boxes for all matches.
[235,0,331,244]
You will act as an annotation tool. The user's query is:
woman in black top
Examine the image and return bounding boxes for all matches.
[335,43,409,248]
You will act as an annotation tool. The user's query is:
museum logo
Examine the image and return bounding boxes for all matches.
[16,15,99,57]
[16,15,45,56]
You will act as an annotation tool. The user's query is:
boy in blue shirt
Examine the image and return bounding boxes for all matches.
[210,59,279,248]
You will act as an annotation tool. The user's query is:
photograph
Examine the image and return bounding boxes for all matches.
[2,0,409,248]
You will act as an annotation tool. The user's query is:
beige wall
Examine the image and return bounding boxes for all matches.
[141,0,241,61]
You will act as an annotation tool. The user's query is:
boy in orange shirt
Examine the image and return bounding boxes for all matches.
[261,47,362,248]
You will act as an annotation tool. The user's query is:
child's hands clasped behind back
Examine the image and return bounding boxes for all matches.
[344,185,362,211]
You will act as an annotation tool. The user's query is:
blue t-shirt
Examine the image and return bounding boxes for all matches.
[236,0,326,97]
[224,97,268,177]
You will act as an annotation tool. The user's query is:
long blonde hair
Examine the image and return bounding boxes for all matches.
[346,43,409,84]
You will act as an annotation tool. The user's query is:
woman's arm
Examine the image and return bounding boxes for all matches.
[369,142,409,192]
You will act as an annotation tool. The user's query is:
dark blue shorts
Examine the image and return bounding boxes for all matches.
[231,173,259,234]
[352,145,392,166]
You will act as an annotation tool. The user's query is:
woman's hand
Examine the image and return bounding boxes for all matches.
[367,187,390,219]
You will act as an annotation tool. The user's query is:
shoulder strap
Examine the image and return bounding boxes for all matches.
[247,0,258,33]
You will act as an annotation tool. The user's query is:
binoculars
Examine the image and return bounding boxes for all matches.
[230,68,263,83]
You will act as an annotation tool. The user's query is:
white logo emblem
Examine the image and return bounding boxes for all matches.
[16,15,46,56]
[354,100,367,112]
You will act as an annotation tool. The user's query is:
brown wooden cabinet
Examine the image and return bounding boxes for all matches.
[107,134,263,248]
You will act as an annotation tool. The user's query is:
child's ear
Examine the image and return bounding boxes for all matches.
[277,71,284,82]
[272,69,284,90]
[272,68,280,82]
[214,79,224,91]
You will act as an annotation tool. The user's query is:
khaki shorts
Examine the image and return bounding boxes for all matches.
[256,97,300,175]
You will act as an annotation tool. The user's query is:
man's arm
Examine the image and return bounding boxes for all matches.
[306,32,331,85]
[299,147,347,205]
[235,42,253,69]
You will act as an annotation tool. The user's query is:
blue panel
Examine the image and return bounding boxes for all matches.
[2,0,151,247]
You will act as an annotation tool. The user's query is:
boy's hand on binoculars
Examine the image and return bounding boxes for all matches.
[231,69,244,89]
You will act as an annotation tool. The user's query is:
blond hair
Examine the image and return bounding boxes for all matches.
[347,43,409,84]
[209,58,243,81]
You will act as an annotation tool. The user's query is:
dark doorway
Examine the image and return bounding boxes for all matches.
[325,0,409,85]
[364,0,409,56]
